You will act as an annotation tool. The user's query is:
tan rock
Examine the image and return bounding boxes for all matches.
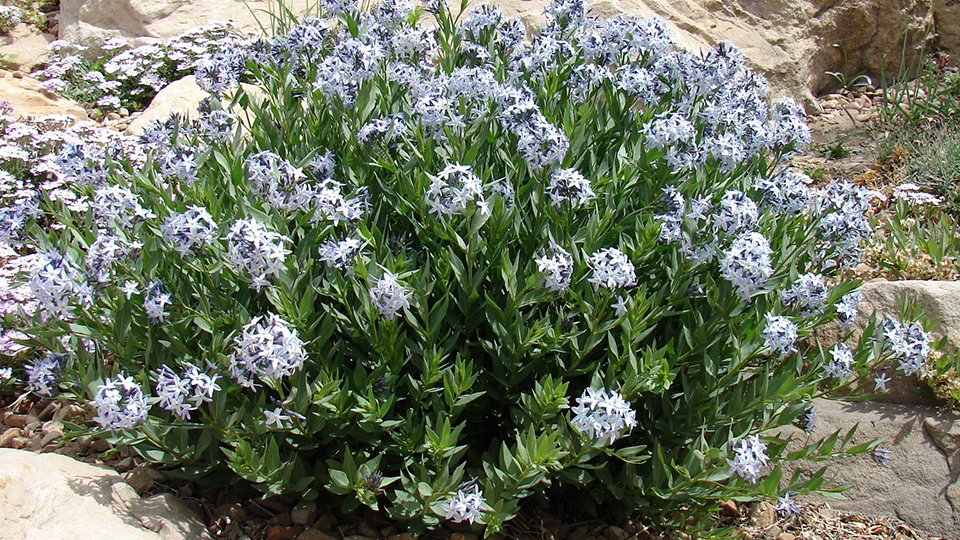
[0,448,212,539]
[0,24,55,70]
[0,75,88,120]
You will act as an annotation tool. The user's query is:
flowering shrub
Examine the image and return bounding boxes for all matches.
[9,0,926,534]
[35,23,255,111]
[0,6,21,36]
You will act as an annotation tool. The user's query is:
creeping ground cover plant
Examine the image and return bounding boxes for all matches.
[7,0,926,534]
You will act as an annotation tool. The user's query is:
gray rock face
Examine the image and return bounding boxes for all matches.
[778,398,960,539]
[56,0,939,109]
[0,448,212,540]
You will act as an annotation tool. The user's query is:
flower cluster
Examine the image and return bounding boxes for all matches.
[545,168,594,207]
[161,205,219,256]
[823,343,855,379]
[761,313,797,356]
[319,237,363,270]
[727,434,769,484]
[440,481,485,524]
[719,232,773,300]
[571,387,638,445]
[882,317,932,377]
[26,352,67,396]
[0,6,21,36]
[29,250,93,321]
[535,243,574,293]
[587,248,636,291]
[224,218,292,290]
[780,273,828,315]
[143,280,173,323]
[426,163,487,217]
[228,313,306,387]
[155,362,221,419]
[91,372,149,431]
[94,185,156,230]
[369,271,413,320]
[246,151,313,212]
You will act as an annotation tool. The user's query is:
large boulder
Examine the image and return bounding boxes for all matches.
[815,280,960,406]
[0,23,55,71]
[0,448,212,540]
[778,398,960,540]
[0,74,88,120]
[58,0,316,54]
[124,75,264,135]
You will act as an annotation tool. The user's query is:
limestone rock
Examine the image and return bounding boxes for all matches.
[125,75,264,136]
[777,398,960,540]
[59,0,316,55]
[0,448,212,540]
[0,24,55,71]
[123,76,209,134]
[0,75,88,120]
[815,280,960,405]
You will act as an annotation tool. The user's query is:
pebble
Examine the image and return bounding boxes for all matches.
[299,530,339,540]
[855,113,875,122]
[106,112,121,121]
[54,403,85,422]
[75,435,93,453]
[750,501,776,528]
[119,107,129,117]
[11,436,33,450]
[39,429,61,448]
[719,500,738,516]
[215,502,248,523]
[387,534,416,540]
[42,420,63,436]
[265,525,302,540]
[777,534,796,540]
[449,533,477,540]
[314,514,338,531]
[12,71,23,79]
[357,521,379,538]
[290,503,318,525]
[603,526,627,540]
[38,401,60,421]
[4,413,29,428]
[0,427,21,447]
[380,526,398,537]
[123,467,160,494]
[89,438,112,453]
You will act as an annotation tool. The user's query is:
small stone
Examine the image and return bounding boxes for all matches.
[39,429,62,447]
[266,526,302,540]
[38,401,60,421]
[719,500,738,516]
[358,522,379,538]
[119,107,129,117]
[123,467,157,495]
[4,414,28,428]
[75,435,93,452]
[387,534,416,540]
[767,525,782,537]
[116,456,136,472]
[106,112,121,121]
[11,436,32,450]
[12,71,23,79]
[314,514,338,531]
[818,507,840,520]
[299,531,339,540]
[23,420,41,434]
[569,527,589,540]
[216,502,247,523]
[89,438,112,453]
[825,93,843,101]
[54,403,85,422]
[777,534,796,540]
[0,427,22,447]
[449,533,477,540]
[291,503,318,526]
[855,113,874,122]
[749,502,776,528]
[603,526,627,540]
[380,526,398,538]
[42,420,63,436]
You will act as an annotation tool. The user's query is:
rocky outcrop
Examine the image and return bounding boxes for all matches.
[57,0,938,109]
[778,398,960,539]
[0,448,212,540]
[123,75,210,135]
[58,0,316,55]
[0,74,88,120]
